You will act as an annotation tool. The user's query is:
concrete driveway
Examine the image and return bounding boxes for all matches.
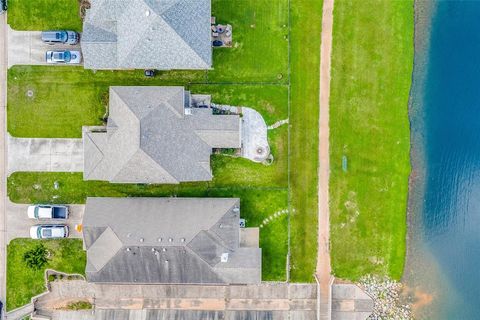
[6,201,84,243]
[7,26,82,68]
[7,134,83,175]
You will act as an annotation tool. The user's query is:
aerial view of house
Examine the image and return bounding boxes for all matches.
[8,0,472,319]
[83,86,241,183]
[81,0,212,70]
[83,197,261,284]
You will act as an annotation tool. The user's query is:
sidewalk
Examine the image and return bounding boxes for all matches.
[0,13,8,304]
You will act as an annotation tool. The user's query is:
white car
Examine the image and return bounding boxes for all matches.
[45,50,82,64]
[27,205,69,219]
[30,225,69,239]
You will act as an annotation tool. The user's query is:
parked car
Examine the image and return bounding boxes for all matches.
[41,30,79,45]
[212,40,223,47]
[46,50,82,64]
[28,205,69,220]
[0,0,6,14]
[30,225,69,239]
[144,69,155,77]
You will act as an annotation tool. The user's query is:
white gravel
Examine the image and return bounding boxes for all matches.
[359,275,413,320]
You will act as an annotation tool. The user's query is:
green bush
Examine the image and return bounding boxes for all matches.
[23,244,48,270]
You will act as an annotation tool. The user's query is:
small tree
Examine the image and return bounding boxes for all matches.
[23,244,48,270]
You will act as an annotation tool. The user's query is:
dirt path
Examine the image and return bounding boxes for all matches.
[317,0,334,318]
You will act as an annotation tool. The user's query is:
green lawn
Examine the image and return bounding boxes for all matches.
[329,0,414,280]
[288,0,323,282]
[7,239,86,310]
[209,0,289,82]
[7,0,82,31]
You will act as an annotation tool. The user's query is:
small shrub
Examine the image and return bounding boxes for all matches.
[23,244,48,270]
[65,301,92,310]
[48,274,55,282]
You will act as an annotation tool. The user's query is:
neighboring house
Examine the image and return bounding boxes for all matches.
[83,86,241,184]
[82,197,261,284]
[81,0,212,70]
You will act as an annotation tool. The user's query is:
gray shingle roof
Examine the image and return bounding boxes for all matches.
[82,197,261,284]
[81,0,212,70]
[83,86,241,184]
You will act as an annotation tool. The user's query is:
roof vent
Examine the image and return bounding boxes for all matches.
[169,238,173,242]
[162,248,167,252]
[126,248,131,252]
[181,238,186,243]
[145,10,150,17]
[139,238,144,243]
[233,207,240,213]
[158,237,162,242]
[221,253,229,263]
[185,108,192,115]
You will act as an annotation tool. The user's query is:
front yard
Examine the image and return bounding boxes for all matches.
[7,239,86,310]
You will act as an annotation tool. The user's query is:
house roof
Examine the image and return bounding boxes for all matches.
[82,197,261,284]
[81,0,212,70]
[82,86,241,184]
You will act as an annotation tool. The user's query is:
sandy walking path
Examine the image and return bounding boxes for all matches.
[317,0,334,318]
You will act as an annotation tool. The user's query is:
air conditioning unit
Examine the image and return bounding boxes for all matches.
[221,252,229,262]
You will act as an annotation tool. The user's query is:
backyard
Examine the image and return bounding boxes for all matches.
[5,0,323,309]
[329,0,414,280]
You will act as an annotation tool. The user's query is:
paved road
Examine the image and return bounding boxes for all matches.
[7,26,82,68]
[0,13,8,305]
[7,134,83,175]
[317,0,335,319]
[6,202,84,243]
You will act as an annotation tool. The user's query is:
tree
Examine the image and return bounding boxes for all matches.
[23,244,48,270]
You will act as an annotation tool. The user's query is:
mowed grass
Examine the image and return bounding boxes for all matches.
[209,0,289,82]
[7,66,204,138]
[329,0,414,280]
[288,0,323,282]
[7,239,86,310]
[7,0,82,31]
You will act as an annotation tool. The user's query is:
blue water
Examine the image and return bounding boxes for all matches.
[408,1,480,318]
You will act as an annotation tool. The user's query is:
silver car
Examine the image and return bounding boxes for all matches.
[30,225,69,239]
[41,30,79,45]
[46,50,82,64]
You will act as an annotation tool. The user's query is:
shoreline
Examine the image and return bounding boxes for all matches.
[403,1,451,318]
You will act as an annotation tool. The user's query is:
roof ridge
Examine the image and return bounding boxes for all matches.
[143,0,180,15]
[183,245,226,283]
[83,132,106,179]
[160,9,210,67]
